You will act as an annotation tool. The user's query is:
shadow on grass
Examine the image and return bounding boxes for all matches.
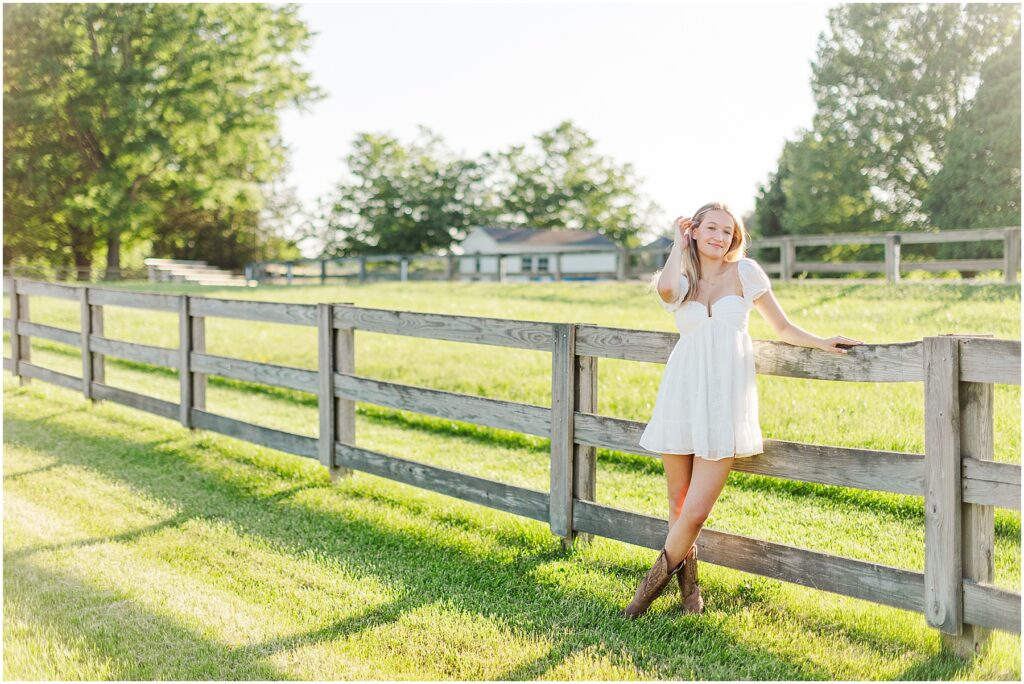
[3,554,289,680]
[3,386,990,680]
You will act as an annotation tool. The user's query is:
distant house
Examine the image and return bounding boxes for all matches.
[643,235,674,268]
[454,226,619,281]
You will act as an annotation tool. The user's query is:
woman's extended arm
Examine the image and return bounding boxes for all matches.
[754,290,864,355]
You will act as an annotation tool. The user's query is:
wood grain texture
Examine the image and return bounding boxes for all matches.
[13,279,79,300]
[191,408,318,459]
[89,335,178,369]
[80,288,93,400]
[923,336,962,635]
[190,352,317,394]
[17,361,80,391]
[17,321,80,348]
[332,371,550,437]
[549,323,575,540]
[334,441,550,522]
[332,304,555,351]
[189,296,317,326]
[178,296,193,428]
[573,499,927,615]
[88,287,179,311]
[90,382,180,421]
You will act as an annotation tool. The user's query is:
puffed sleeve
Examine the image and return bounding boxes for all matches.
[658,273,689,312]
[740,258,772,303]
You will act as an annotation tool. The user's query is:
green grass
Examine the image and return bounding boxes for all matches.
[3,278,1021,679]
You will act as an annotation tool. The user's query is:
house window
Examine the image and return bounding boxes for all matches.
[538,256,549,272]
[521,256,532,272]
[474,256,481,273]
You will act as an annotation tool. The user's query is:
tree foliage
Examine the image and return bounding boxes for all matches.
[3,2,322,278]
[310,120,662,256]
[922,29,1021,230]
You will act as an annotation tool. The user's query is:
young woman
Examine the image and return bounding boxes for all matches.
[622,201,864,619]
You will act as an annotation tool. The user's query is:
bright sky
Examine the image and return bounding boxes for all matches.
[279,0,835,255]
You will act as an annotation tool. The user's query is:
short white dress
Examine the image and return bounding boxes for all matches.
[638,256,773,461]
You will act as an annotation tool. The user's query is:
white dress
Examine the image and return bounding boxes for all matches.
[638,256,773,461]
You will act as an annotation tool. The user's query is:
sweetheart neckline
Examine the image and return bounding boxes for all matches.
[684,294,746,316]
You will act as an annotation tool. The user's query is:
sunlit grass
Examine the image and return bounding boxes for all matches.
[3,278,1020,679]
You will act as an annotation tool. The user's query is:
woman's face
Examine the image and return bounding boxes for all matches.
[692,209,736,260]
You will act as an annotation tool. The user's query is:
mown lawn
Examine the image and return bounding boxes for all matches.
[3,278,1021,679]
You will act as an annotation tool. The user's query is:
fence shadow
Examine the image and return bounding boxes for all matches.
[3,391,988,679]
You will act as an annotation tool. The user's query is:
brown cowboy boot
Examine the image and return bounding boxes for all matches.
[676,543,705,615]
[621,547,686,619]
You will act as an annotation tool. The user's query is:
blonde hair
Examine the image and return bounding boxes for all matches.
[647,201,749,305]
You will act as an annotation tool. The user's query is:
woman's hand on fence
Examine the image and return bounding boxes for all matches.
[817,336,864,355]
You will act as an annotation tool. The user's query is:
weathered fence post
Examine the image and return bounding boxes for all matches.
[885,233,902,284]
[446,252,456,281]
[11,279,31,384]
[942,334,997,658]
[550,322,577,547]
[573,334,598,547]
[359,256,367,283]
[320,259,327,285]
[178,295,194,428]
[192,307,206,411]
[89,291,105,390]
[781,237,795,282]
[318,303,354,482]
[79,286,93,401]
[1004,228,1020,284]
[923,335,963,639]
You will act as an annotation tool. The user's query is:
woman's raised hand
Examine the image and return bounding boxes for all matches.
[674,216,695,249]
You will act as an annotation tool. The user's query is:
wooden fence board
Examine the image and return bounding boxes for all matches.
[17,321,80,347]
[90,382,180,421]
[191,408,318,459]
[88,287,179,311]
[573,499,926,615]
[189,296,317,326]
[332,371,550,437]
[334,441,550,522]
[332,305,555,351]
[89,335,178,368]
[191,352,317,394]
[17,361,81,391]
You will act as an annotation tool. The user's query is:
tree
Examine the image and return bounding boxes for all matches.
[923,29,1021,230]
[312,120,662,257]
[3,3,322,279]
[311,126,494,257]
[482,120,661,248]
[809,3,1020,228]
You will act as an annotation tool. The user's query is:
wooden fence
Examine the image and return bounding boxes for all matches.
[246,226,1021,286]
[2,276,1020,657]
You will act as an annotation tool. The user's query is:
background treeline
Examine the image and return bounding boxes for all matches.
[751,3,1020,267]
[2,3,1020,279]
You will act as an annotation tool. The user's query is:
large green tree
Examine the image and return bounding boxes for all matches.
[312,120,662,256]
[809,3,1019,228]
[3,2,321,279]
[923,29,1021,230]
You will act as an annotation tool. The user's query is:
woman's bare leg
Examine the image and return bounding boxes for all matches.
[662,453,694,528]
[663,456,733,568]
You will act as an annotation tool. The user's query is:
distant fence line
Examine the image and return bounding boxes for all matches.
[2,276,1020,658]
[245,226,1021,286]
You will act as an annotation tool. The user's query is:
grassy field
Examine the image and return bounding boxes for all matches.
[3,278,1021,679]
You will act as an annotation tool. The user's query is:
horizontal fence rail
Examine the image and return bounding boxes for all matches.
[2,276,1020,657]
[243,226,1021,286]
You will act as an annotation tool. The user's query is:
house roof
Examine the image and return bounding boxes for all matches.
[475,226,616,247]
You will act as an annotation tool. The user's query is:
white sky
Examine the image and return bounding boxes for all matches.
[278,0,835,254]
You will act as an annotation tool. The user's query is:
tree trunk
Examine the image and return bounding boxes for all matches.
[105,232,120,280]
[70,225,95,282]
